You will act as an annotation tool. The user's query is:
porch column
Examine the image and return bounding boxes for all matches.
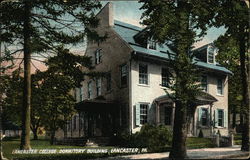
[210,103,213,137]
[156,102,160,125]
[171,103,175,128]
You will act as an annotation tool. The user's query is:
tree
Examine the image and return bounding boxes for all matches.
[214,35,242,130]
[0,0,103,149]
[139,0,218,159]
[214,0,249,151]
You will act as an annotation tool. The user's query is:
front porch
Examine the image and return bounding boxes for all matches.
[151,91,218,137]
[74,99,120,138]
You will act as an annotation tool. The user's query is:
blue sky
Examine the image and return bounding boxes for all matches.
[101,1,226,48]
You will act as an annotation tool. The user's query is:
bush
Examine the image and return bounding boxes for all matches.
[112,124,172,152]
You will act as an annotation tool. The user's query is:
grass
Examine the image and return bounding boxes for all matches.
[187,137,216,149]
[2,137,114,160]
[2,136,219,159]
[234,133,242,145]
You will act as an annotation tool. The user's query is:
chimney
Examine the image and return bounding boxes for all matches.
[96,2,114,27]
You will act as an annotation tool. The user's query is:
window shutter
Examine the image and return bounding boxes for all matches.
[198,108,202,126]
[147,103,151,123]
[214,109,218,127]
[224,110,227,128]
[135,104,140,126]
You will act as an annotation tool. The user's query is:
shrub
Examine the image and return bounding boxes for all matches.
[112,124,172,152]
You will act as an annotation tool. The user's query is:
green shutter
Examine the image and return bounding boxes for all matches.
[135,103,140,126]
[214,109,218,127]
[224,110,227,128]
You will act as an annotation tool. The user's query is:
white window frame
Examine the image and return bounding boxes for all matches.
[139,63,148,85]
[207,46,215,64]
[161,68,169,87]
[217,109,224,127]
[201,75,208,92]
[121,64,128,87]
[201,108,209,126]
[140,104,148,125]
[147,40,157,50]
[217,78,224,95]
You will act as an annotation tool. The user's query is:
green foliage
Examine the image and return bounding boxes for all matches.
[113,124,172,152]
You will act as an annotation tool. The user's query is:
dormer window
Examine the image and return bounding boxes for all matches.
[207,46,215,64]
[147,40,157,50]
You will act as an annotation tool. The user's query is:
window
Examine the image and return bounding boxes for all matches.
[165,107,172,125]
[79,87,83,101]
[96,78,101,96]
[201,76,208,92]
[106,72,111,91]
[87,81,92,99]
[207,46,214,63]
[201,108,208,126]
[218,109,224,127]
[121,64,128,87]
[139,64,148,85]
[162,68,169,87]
[95,49,101,64]
[140,104,148,125]
[217,79,223,95]
[148,40,157,50]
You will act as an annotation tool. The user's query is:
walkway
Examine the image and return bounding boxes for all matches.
[97,146,249,159]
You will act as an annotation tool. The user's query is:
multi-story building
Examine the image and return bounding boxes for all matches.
[55,3,232,140]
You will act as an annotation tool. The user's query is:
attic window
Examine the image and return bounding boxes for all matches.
[147,40,157,50]
[207,46,215,64]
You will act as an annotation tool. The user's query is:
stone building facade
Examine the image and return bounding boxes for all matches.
[55,3,231,140]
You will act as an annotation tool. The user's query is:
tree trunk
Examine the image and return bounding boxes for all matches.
[239,26,249,151]
[169,100,188,159]
[50,131,55,145]
[32,128,38,140]
[20,0,31,150]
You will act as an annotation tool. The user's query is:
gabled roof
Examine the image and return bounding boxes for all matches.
[112,20,232,75]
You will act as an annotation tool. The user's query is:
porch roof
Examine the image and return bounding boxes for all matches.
[75,99,117,112]
[154,91,217,106]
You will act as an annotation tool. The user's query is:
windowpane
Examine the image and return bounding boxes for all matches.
[79,87,83,101]
[165,107,172,125]
[148,40,157,50]
[121,64,128,87]
[162,68,169,87]
[96,78,101,96]
[88,81,92,98]
[140,104,148,125]
[201,76,208,92]
[208,47,214,63]
[201,108,208,126]
[139,64,148,85]
[218,109,224,127]
[217,79,223,95]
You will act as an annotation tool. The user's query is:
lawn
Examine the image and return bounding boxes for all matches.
[234,133,242,145]
[2,136,218,159]
[2,137,114,160]
[187,137,216,149]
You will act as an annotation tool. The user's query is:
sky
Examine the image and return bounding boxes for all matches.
[101,1,226,48]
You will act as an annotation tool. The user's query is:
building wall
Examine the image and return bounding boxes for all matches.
[130,59,229,136]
